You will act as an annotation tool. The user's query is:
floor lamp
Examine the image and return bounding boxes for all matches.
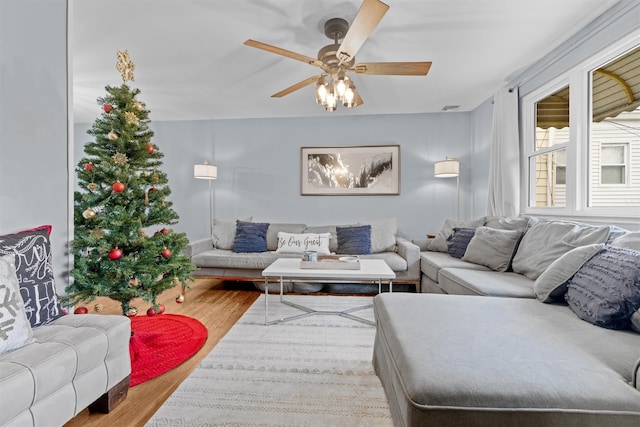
[434,157,460,221]
[194,161,218,235]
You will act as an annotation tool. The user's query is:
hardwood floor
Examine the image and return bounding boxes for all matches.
[64,278,260,427]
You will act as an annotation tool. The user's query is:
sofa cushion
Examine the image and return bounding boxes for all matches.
[0,255,35,354]
[275,232,331,254]
[511,220,612,280]
[211,217,252,250]
[438,268,535,298]
[446,227,476,259]
[429,217,485,253]
[233,221,269,253]
[373,293,640,426]
[336,225,371,255]
[360,218,398,253]
[420,252,490,283]
[266,223,306,251]
[0,226,64,327]
[484,215,531,232]
[462,226,522,272]
[565,246,640,330]
[534,243,605,302]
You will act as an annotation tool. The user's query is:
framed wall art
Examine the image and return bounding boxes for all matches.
[301,145,400,195]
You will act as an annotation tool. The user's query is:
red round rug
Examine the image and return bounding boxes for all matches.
[129,313,208,387]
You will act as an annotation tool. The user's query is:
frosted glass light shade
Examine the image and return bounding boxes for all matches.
[434,158,459,178]
[194,164,217,179]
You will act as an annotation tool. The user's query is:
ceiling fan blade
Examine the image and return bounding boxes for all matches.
[271,75,322,98]
[353,62,432,76]
[244,39,323,68]
[336,0,389,63]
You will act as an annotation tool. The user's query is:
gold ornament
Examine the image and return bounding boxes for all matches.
[94,303,104,313]
[124,111,139,125]
[139,230,147,238]
[89,228,105,239]
[88,182,98,191]
[127,307,138,316]
[133,101,144,111]
[82,209,97,220]
[112,152,128,166]
[151,174,159,183]
[175,294,185,304]
[116,50,135,83]
[172,277,181,286]
[107,130,118,140]
[129,277,139,287]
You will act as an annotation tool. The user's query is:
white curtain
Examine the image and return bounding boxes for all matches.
[487,86,520,217]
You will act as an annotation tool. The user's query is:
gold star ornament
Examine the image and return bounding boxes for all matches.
[116,50,135,83]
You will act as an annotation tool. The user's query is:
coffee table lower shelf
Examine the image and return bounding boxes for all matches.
[261,258,396,326]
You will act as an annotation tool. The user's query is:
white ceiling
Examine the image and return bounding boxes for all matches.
[72,0,619,123]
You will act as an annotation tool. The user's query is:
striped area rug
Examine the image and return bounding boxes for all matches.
[146,294,393,426]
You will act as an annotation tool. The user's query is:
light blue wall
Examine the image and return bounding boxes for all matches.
[0,0,69,294]
[470,97,494,216]
[76,111,484,242]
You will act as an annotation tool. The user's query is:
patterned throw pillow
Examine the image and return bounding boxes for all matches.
[232,221,269,253]
[0,226,64,327]
[565,245,640,330]
[276,232,331,254]
[0,254,35,354]
[336,225,371,255]
[447,227,476,259]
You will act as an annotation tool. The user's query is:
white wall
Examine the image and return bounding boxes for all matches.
[76,111,482,242]
[0,0,70,294]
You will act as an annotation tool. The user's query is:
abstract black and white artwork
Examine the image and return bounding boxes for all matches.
[301,145,400,195]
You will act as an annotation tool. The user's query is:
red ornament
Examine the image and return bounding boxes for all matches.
[147,143,155,154]
[103,103,113,113]
[84,162,94,171]
[157,303,166,314]
[146,307,157,317]
[109,247,123,260]
[160,228,169,235]
[161,247,172,258]
[74,306,88,314]
[112,181,125,193]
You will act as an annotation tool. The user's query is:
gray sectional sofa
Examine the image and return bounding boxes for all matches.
[374,216,640,426]
[186,217,421,291]
[0,314,131,427]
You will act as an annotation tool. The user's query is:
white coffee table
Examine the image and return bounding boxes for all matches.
[261,258,396,326]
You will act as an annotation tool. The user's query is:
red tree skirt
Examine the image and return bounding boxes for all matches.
[129,314,208,387]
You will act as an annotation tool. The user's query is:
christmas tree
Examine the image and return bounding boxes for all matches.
[66,51,196,316]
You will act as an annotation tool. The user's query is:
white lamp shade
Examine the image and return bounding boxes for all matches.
[434,158,459,178]
[194,164,217,179]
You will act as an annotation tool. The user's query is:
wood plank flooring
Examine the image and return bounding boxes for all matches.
[64,278,260,427]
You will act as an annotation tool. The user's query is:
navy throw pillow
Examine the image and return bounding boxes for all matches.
[565,245,640,330]
[233,220,269,253]
[447,227,476,259]
[336,225,371,255]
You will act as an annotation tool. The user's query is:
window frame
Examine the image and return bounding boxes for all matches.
[598,142,628,186]
[521,31,640,221]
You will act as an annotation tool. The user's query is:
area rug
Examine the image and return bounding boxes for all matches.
[130,313,208,387]
[145,295,392,426]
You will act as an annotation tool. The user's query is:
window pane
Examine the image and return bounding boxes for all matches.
[589,45,640,207]
[601,166,624,184]
[601,145,624,164]
[532,150,566,207]
[535,86,569,150]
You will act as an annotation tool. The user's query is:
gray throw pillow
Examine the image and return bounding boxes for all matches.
[212,216,252,250]
[484,216,531,232]
[429,217,485,253]
[511,220,612,280]
[533,243,605,302]
[611,231,640,251]
[565,246,640,330]
[0,254,35,354]
[360,218,398,253]
[462,226,522,272]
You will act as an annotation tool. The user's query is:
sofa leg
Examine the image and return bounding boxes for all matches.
[88,375,130,414]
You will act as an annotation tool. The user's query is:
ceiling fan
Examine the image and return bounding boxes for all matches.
[244,0,432,111]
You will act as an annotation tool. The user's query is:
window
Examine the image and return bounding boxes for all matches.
[600,144,627,185]
[523,35,640,218]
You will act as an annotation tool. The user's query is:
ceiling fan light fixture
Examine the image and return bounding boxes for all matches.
[344,81,357,107]
[334,71,349,101]
[315,75,328,104]
[325,87,337,111]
